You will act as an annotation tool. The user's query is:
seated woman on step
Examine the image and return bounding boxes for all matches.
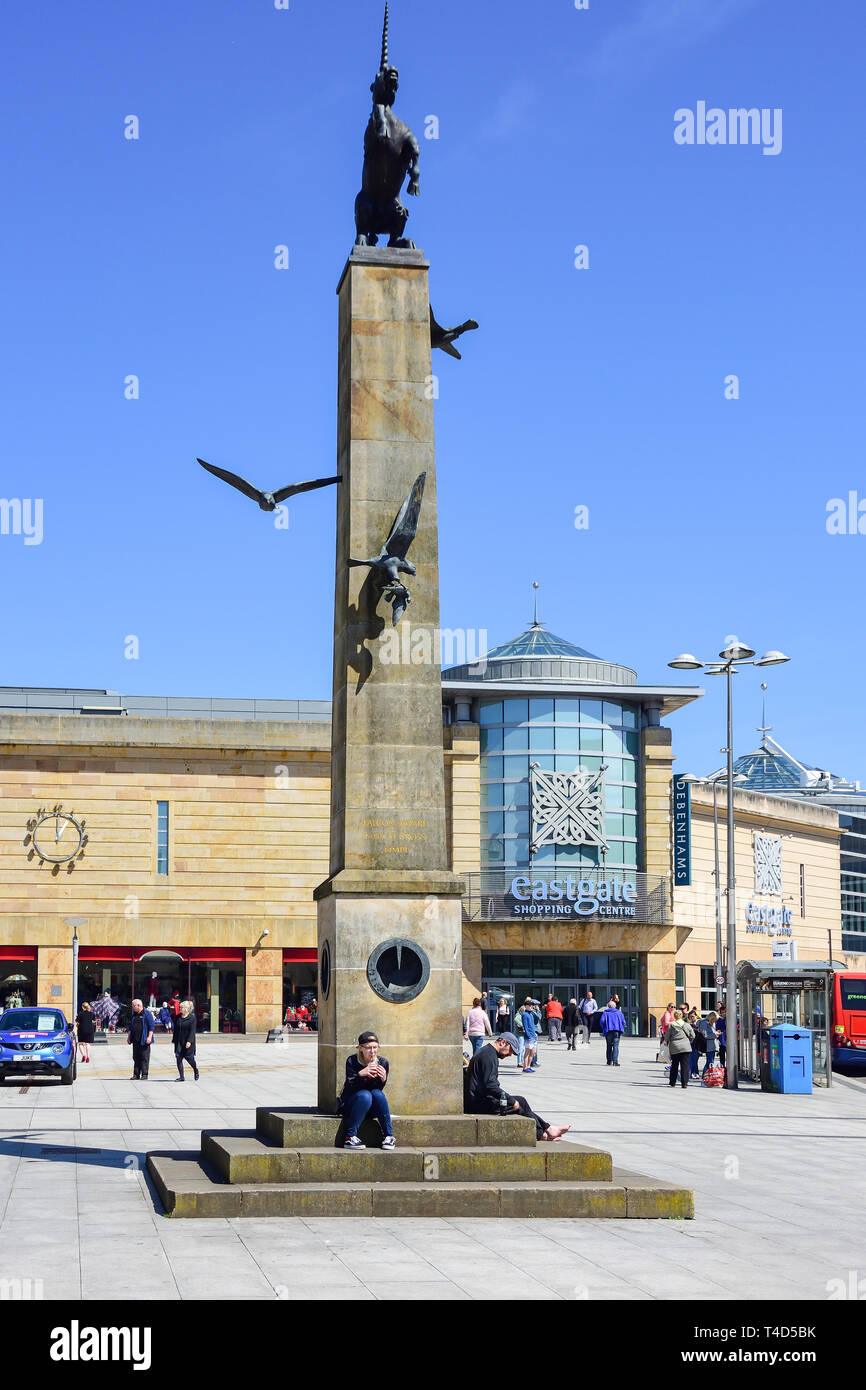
[339,1031,396,1150]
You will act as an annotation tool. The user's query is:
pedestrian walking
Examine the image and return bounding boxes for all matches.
[563,997,581,1051]
[339,1031,395,1150]
[666,1009,695,1089]
[687,1009,703,1077]
[579,989,598,1045]
[496,996,512,1033]
[697,1011,719,1079]
[464,997,493,1055]
[544,994,564,1042]
[127,998,155,1080]
[599,998,626,1066]
[716,1005,727,1068]
[173,999,199,1081]
[521,997,539,1072]
[464,1033,571,1141]
[514,1004,526,1067]
[76,1001,95,1064]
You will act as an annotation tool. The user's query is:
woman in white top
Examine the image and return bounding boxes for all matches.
[464,997,493,1054]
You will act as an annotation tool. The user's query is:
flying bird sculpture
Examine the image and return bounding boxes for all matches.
[430,307,479,360]
[197,459,340,512]
[349,472,426,625]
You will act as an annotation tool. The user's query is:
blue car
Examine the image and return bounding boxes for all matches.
[0,1006,77,1085]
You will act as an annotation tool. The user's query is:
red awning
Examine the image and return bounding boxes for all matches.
[0,946,37,961]
[283,949,317,963]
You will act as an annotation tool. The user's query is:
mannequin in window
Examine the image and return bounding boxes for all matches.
[147,972,159,1010]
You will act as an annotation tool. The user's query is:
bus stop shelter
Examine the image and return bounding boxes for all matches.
[737,960,846,1088]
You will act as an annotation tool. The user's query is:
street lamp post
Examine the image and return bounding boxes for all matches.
[64,918,86,1029]
[680,772,747,1012]
[669,640,790,1089]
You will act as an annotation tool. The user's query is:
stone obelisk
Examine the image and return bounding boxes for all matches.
[315,245,465,1115]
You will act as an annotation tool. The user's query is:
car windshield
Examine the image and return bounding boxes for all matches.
[0,1010,66,1033]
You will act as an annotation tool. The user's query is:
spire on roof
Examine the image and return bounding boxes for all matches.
[531,580,542,629]
[758,681,772,748]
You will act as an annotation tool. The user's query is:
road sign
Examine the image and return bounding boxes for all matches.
[715,973,727,987]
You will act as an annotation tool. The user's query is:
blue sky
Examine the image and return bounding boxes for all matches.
[1,0,864,781]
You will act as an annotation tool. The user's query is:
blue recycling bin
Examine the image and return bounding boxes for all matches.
[768,1023,812,1094]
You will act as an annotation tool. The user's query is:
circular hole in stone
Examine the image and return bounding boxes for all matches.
[320,941,331,1001]
[376,944,423,990]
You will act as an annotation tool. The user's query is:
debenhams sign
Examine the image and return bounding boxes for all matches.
[509,874,638,919]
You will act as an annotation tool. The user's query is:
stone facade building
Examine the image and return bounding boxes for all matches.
[0,624,848,1034]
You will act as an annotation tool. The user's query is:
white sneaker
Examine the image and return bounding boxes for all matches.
[381,1136,396,1151]
[343,1135,366,1149]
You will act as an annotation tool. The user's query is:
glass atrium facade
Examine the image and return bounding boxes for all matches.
[841,813,866,953]
[479,696,641,871]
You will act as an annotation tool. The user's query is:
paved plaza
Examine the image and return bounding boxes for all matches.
[0,1034,863,1302]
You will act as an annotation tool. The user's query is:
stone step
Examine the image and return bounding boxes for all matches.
[202,1131,613,1185]
[146,1151,694,1220]
[256,1107,537,1149]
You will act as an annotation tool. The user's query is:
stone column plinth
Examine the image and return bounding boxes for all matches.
[316,248,464,1115]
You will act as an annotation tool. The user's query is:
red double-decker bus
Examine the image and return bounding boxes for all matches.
[832,972,866,1069]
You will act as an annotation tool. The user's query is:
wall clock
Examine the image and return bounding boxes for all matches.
[25,805,88,866]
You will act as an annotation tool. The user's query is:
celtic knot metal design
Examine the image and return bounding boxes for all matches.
[530,766,608,850]
[754,832,783,895]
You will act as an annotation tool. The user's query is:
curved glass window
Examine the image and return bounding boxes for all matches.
[480,696,642,871]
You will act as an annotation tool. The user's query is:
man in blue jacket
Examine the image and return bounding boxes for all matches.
[599,999,627,1067]
[127,998,156,1080]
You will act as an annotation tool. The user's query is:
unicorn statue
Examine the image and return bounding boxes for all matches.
[354,5,421,248]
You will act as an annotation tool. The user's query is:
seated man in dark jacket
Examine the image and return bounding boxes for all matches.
[463,1034,571,1141]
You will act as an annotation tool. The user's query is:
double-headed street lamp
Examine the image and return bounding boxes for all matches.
[668,640,790,1089]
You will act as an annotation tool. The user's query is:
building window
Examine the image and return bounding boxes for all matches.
[700,966,716,1012]
[675,965,685,1008]
[841,814,866,952]
[479,696,641,872]
[156,802,169,875]
[799,863,806,917]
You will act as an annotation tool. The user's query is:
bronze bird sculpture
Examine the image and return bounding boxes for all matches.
[349,472,426,625]
[197,459,340,512]
[430,307,480,360]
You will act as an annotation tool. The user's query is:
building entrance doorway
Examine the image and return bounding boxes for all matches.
[486,978,641,1036]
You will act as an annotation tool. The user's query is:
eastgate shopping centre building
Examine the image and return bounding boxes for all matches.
[0,621,859,1034]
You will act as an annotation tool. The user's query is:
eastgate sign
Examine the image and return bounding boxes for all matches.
[745,901,793,936]
[509,875,638,919]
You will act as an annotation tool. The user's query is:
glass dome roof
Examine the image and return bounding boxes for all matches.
[483,623,600,662]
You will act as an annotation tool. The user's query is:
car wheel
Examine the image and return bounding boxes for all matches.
[60,1062,75,1086]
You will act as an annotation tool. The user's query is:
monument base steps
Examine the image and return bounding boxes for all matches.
[146,1109,694,1220]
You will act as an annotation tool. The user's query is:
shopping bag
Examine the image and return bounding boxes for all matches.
[703,1065,725,1088]
[657,1042,670,1065]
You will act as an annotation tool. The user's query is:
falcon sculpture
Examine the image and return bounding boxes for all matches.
[349,472,426,625]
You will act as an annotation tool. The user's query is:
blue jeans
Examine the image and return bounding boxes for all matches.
[343,1088,393,1138]
[702,1048,717,1075]
[517,1035,525,1066]
[469,1034,485,1055]
[690,1045,700,1076]
[605,1031,621,1064]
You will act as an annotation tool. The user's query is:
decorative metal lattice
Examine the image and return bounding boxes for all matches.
[530,765,607,850]
[754,832,783,895]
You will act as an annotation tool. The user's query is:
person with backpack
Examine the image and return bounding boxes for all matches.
[687,1009,704,1077]
[696,1011,719,1079]
[513,1003,526,1067]
[563,997,581,1051]
[666,1009,695,1089]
